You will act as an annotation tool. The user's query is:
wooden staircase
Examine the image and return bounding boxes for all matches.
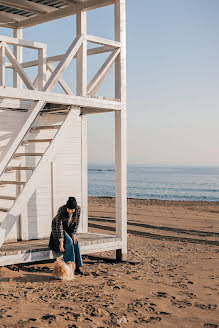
[0,103,77,247]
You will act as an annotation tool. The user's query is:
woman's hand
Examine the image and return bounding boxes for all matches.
[59,240,65,252]
[72,234,78,244]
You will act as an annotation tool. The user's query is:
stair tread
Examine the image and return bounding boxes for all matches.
[0,196,16,200]
[14,153,43,157]
[30,125,61,131]
[22,139,52,143]
[0,208,9,212]
[6,166,34,171]
[0,181,25,185]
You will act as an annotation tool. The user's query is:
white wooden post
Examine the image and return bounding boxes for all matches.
[0,42,5,87]
[115,0,127,261]
[77,11,88,233]
[13,28,23,240]
[13,28,23,89]
[38,47,47,90]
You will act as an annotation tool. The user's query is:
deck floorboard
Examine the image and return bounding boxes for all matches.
[0,233,121,257]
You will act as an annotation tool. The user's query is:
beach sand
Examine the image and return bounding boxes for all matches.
[0,197,218,328]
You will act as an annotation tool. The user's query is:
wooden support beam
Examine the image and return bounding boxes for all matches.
[64,0,86,4]
[87,45,115,56]
[114,0,127,262]
[77,0,113,12]
[86,34,121,48]
[87,48,120,96]
[0,87,121,110]
[4,43,35,90]
[81,108,113,114]
[76,10,88,233]
[0,22,14,29]
[0,99,32,110]
[0,11,25,23]
[0,14,11,24]
[0,35,46,49]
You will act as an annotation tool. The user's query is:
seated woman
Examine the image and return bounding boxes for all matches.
[49,196,83,275]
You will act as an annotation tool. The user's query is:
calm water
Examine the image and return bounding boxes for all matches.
[88,164,219,202]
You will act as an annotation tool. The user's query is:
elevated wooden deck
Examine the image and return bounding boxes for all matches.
[0,233,122,266]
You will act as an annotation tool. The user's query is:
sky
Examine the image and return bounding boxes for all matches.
[0,0,219,166]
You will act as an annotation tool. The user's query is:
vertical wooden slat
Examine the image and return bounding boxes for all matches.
[114,0,127,261]
[0,42,5,87]
[13,28,23,89]
[13,28,23,240]
[77,11,88,233]
[38,47,47,91]
[16,168,22,241]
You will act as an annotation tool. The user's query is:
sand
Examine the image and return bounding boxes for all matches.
[0,197,218,328]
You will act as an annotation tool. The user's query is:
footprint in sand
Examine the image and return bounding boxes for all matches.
[156,291,167,298]
[179,291,197,299]
[134,315,161,324]
[194,303,217,310]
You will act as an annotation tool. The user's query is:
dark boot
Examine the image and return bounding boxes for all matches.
[75,267,84,275]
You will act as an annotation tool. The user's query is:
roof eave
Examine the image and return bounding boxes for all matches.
[0,0,114,29]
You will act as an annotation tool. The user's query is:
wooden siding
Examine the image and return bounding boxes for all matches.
[22,109,82,240]
[0,109,28,240]
[52,108,82,232]
[0,109,82,241]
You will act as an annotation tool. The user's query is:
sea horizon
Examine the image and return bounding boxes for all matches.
[88,163,219,202]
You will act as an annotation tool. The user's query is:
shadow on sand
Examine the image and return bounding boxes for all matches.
[89,216,219,238]
[88,218,219,247]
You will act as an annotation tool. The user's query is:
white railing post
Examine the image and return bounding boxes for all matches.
[38,47,47,91]
[0,42,5,87]
[13,28,23,89]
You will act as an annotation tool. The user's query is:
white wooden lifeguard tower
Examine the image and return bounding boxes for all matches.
[0,0,127,266]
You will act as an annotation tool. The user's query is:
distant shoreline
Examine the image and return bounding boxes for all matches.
[88,196,219,207]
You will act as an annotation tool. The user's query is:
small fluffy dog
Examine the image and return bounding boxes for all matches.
[52,258,75,281]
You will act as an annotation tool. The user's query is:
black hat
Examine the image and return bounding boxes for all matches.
[66,197,77,209]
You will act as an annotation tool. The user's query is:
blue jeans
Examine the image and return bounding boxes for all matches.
[63,231,83,268]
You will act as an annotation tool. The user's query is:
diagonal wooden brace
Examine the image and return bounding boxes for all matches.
[4,43,35,90]
[47,63,75,96]
[87,48,120,96]
[43,34,84,92]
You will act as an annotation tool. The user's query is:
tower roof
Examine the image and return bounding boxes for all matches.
[0,0,113,29]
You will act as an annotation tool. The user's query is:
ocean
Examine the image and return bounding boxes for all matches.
[88,164,219,202]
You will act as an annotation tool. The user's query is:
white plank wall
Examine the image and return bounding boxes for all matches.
[0,109,27,240]
[53,109,82,232]
[22,110,81,240]
[1,109,82,241]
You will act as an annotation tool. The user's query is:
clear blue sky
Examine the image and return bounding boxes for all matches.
[1,0,219,166]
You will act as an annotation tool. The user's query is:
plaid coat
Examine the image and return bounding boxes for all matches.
[48,205,81,253]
